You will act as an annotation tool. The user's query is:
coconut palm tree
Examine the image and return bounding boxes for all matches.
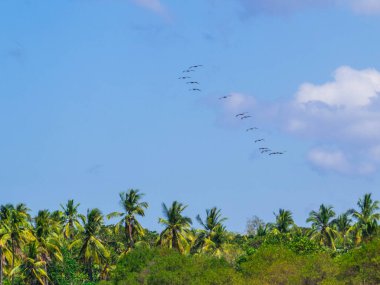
[272,209,294,234]
[70,208,109,281]
[107,189,148,249]
[306,204,337,250]
[351,193,380,244]
[158,201,192,253]
[33,210,63,285]
[60,200,83,240]
[0,223,11,285]
[0,204,34,285]
[192,207,227,254]
[10,241,48,285]
[332,212,353,249]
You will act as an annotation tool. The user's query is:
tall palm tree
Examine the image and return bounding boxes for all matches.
[306,204,337,250]
[158,201,192,253]
[272,209,294,234]
[107,189,148,249]
[0,223,11,285]
[70,208,109,281]
[0,204,34,285]
[33,210,63,285]
[60,200,83,240]
[192,207,227,254]
[351,193,380,244]
[10,241,48,285]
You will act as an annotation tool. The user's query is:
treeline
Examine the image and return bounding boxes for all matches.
[0,190,379,284]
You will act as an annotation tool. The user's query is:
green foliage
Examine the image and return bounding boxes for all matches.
[336,237,380,284]
[111,247,157,283]
[48,247,89,285]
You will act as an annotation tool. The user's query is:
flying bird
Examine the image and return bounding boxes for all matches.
[189,88,201,91]
[269,152,285,155]
[260,149,271,153]
[189,65,203,69]
[183,69,195,73]
[254,139,264,143]
[186,81,199,84]
[178,76,191,79]
[219,95,231,100]
[240,115,252,120]
[246,127,258,131]
[236,112,248,117]
[259,147,269,150]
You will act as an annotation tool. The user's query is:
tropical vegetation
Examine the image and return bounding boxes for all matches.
[0,189,379,284]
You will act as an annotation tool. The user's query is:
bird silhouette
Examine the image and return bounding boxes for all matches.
[183,69,195,73]
[219,95,231,100]
[189,88,201,91]
[236,112,248,117]
[186,81,199,84]
[246,127,258,131]
[178,76,191,79]
[240,115,252,120]
[269,152,285,155]
[254,139,264,143]
[189,65,203,69]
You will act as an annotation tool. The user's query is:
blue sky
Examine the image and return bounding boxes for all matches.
[1,0,380,232]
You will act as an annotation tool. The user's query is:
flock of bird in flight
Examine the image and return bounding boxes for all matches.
[178,65,285,157]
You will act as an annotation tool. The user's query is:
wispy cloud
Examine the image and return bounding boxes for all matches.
[350,0,380,14]
[236,0,380,16]
[131,0,170,19]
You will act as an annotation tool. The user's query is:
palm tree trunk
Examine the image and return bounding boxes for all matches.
[127,219,134,248]
[88,259,93,281]
[44,263,49,285]
[0,248,3,285]
[172,230,178,251]
[11,240,15,285]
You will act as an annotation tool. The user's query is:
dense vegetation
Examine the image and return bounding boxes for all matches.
[1,190,379,284]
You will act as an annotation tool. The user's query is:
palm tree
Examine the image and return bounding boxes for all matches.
[107,189,148,249]
[332,212,353,249]
[70,208,109,281]
[10,241,48,285]
[0,223,11,285]
[0,204,34,285]
[272,209,294,234]
[158,201,192,253]
[351,193,380,244]
[60,200,83,240]
[33,210,63,285]
[192,207,227,254]
[306,204,337,250]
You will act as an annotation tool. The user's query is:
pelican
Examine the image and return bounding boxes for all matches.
[236,112,248,117]
[254,139,264,143]
[189,65,203,69]
[246,127,258,131]
[189,88,201,91]
[240,115,252,120]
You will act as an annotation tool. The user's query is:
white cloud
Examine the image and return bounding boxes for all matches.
[284,66,380,174]
[296,66,380,108]
[131,0,169,18]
